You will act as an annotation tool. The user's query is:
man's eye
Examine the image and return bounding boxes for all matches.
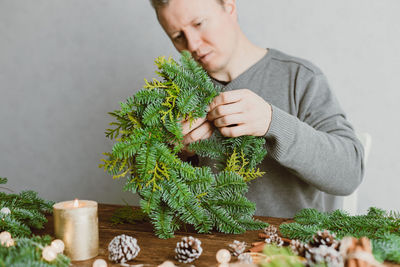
[195,21,203,27]
[173,34,183,42]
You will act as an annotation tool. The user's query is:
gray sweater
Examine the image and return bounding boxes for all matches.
[201,48,365,218]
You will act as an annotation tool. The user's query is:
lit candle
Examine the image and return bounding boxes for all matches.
[53,199,99,261]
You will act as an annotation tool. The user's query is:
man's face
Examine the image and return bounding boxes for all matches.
[157,0,238,77]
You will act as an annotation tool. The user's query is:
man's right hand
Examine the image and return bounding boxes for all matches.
[180,117,215,157]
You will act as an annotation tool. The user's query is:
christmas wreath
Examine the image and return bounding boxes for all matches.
[100,51,268,238]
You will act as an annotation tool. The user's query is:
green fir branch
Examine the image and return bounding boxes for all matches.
[0,235,70,267]
[0,180,54,238]
[279,207,400,263]
[110,204,149,225]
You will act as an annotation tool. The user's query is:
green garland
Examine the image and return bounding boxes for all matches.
[0,177,70,266]
[100,51,268,238]
[0,235,70,267]
[279,207,400,263]
[0,178,54,237]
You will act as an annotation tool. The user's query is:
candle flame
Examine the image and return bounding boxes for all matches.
[73,198,79,208]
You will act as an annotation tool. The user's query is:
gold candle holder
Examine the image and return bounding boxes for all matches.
[53,199,99,261]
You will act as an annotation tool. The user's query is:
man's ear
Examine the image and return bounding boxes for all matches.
[222,0,237,18]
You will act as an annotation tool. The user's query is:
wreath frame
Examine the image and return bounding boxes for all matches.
[100,51,268,238]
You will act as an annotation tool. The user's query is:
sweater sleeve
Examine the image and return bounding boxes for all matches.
[264,72,364,196]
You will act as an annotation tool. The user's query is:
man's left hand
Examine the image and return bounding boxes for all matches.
[207,89,272,137]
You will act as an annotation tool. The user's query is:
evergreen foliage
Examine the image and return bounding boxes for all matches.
[0,235,70,267]
[279,207,400,263]
[100,51,268,238]
[0,178,70,266]
[0,178,54,238]
[110,203,150,225]
[260,244,305,267]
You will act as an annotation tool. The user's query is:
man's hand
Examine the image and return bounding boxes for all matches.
[179,117,215,157]
[207,89,272,137]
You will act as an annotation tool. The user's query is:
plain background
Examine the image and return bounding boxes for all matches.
[1,0,399,214]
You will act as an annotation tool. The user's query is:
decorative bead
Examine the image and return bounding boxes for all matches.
[92,258,108,267]
[42,245,58,262]
[0,231,12,245]
[0,207,11,215]
[5,238,14,247]
[216,249,231,264]
[51,239,65,254]
[158,260,177,267]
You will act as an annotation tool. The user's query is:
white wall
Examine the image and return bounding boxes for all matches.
[1,0,399,213]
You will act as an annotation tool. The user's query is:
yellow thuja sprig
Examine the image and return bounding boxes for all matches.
[105,111,142,140]
[99,152,118,171]
[225,149,265,182]
[143,78,169,90]
[112,159,131,179]
[160,81,181,123]
[225,149,241,173]
[99,153,132,179]
[154,56,176,79]
[154,55,175,69]
[196,192,208,200]
[146,161,170,192]
[126,114,142,132]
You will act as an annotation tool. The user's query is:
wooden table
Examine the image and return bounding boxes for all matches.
[34,204,398,267]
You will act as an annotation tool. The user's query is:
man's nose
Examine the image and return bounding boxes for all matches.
[186,30,201,53]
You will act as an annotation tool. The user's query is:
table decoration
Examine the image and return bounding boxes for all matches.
[53,199,98,261]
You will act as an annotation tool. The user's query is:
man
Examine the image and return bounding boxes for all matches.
[150,0,364,217]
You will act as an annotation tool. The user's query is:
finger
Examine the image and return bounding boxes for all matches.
[183,121,213,144]
[208,90,243,112]
[181,117,207,135]
[213,113,245,128]
[218,123,248,138]
[200,127,214,140]
[207,101,243,121]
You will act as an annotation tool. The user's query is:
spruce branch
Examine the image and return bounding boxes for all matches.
[0,179,54,238]
[0,235,70,267]
[279,207,400,263]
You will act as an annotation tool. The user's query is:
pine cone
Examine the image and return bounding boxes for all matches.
[263,225,278,236]
[265,233,283,247]
[309,230,340,250]
[238,253,253,264]
[340,236,380,267]
[229,240,247,256]
[108,234,140,263]
[305,245,343,267]
[290,239,308,257]
[175,236,203,263]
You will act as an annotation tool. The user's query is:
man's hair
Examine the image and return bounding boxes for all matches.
[150,0,224,9]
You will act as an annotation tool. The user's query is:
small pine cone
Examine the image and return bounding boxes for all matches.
[309,230,340,250]
[175,236,203,263]
[290,239,308,257]
[238,253,253,264]
[265,233,283,247]
[263,225,278,236]
[229,240,247,256]
[108,234,140,263]
[305,245,343,267]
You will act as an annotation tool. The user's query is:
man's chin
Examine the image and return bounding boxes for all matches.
[198,61,220,74]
